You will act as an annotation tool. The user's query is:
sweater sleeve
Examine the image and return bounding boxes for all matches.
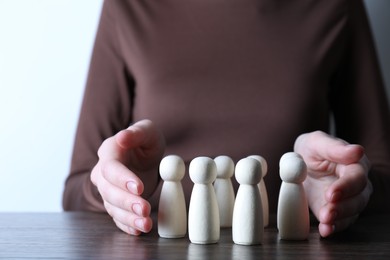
[330,0,390,213]
[62,0,134,211]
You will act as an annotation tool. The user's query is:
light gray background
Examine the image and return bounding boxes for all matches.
[0,0,388,212]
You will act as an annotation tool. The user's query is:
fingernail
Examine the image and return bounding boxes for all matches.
[135,218,145,231]
[127,181,138,194]
[132,203,143,216]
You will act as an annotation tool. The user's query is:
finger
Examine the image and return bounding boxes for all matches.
[105,201,153,234]
[106,202,153,235]
[318,214,359,238]
[97,135,123,161]
[115,220,142,236]
[90,164,101,186]
[326,163,367,202]
[98,179,151,216]
[295,131,364,165]
[99,159,144,195]
[319,182,371,224]
[96,119,164,161]
[116,119,164,151]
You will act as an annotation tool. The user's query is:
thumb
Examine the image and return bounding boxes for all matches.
[294,131,364,165]
[116,119,165,151]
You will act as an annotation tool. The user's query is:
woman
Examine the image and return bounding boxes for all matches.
[63,0,390,237]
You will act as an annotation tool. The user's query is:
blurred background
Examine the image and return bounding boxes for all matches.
[0,0,103,211]
[0,0,389,212]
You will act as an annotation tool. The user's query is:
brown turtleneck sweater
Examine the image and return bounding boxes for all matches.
[63,0,390,215]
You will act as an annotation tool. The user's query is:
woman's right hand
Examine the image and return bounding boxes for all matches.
[91,119,165,235]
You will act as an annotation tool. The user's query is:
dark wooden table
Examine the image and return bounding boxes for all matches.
[0,212,389,259]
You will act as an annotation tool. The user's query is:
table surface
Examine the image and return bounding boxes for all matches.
[0,212,389,259]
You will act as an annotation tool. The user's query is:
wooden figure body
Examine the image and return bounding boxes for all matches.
[158,155,187,238]
[188,157,220,244]
[232,157,263,245]
[277,152,310,240]
[214,155,235,228]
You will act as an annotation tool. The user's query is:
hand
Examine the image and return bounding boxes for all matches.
[91,119,165,235]
[294,131,372,237]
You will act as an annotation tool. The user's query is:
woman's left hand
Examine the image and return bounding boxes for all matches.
[294,131,372,237]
